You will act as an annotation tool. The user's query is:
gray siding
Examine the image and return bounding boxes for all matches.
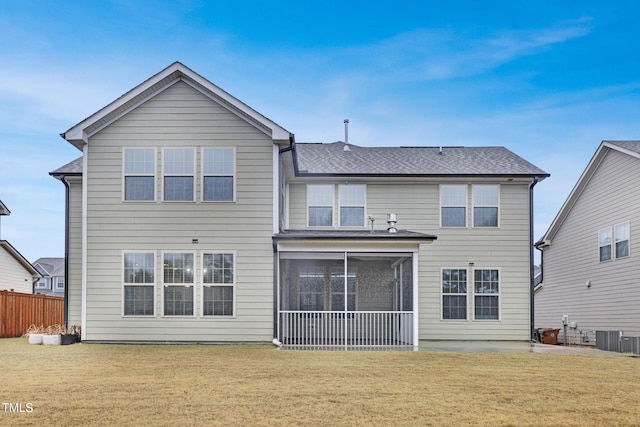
[66,177,83,329]
[83,81,274,342]
[286,181,532,340]
[536,148,640,336]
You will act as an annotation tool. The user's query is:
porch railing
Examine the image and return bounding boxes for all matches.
[279,311,413,349]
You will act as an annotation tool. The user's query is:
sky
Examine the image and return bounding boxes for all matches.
[1,1,640,263]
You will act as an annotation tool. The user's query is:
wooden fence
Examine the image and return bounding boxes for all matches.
[0,291,64,338]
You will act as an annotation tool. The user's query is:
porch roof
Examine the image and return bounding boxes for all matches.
[273,229,437,242]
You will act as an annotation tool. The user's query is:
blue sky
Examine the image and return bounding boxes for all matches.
[1,1,640,263]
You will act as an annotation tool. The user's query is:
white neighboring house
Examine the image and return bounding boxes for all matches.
[33,258,65,296]
[535,141,640,342]
[51,62,549,347]
[0,200,40,293]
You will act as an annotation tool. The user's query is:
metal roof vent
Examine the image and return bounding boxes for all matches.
[343,119,350,151]
[387,213,398,233]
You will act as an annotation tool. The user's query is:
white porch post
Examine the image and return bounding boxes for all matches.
[413,250,419,351]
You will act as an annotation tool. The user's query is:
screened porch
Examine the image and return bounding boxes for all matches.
[278,252,414,349]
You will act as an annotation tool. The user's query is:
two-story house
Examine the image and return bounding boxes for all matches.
[52,62,548,348]
[33,257,65,296]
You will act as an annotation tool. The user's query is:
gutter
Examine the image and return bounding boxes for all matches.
[50,173,71,328]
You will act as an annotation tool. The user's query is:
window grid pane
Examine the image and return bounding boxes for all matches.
[203,286,234,316]
[474,269,499,320]
[203,176,233,201]
[599,228,612,262]
[473,185,499,227]
[615,223,630,258]
[441,185,467,227]
[442,269,467,319]
[125,176,155,201]
[164,285,194,316]
[123,252,155,316]
[164,176,194,201]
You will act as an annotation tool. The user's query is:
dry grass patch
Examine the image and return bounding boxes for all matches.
[1,339,639,426]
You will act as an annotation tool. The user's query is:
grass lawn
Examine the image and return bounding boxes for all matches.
[1,338,639,426]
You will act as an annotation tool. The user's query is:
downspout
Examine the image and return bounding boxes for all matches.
[61,175,70,329]
[529,176,539,341]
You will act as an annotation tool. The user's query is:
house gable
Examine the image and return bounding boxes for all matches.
[62,62,291,150]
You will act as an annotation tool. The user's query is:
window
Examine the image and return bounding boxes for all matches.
[55,277,65,291]
[442,269,467,319]
[473,185,499,227]
[599,228,613,261]
[202,253,235,316]
[308,185,334,227]
[299,266,325,310]
[124,148,155,201]
[203,148,235,201]
[163,148,194,201]
[123,252,155,316]
[615,222,630,259]
[163,252,194,316]
[36,279,48,289]
[474,269,499,320]
[339,185,365,227]
[330,267,356,311]
[441,185,467,227]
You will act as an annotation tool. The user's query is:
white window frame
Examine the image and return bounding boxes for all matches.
[201,251,236,317]
[338,184,366,227]
[599,227,613,262]
[440,184,467,228]
[123,148,156,202]
[162,148,195,202]
[54,277,65,291]
[202,147,236,202]
[472,184,500,228]
[614,221,630,259]
[122,251,156,317]
[162,251,196,317]
[307,184,334,227]
[472,268,501,321]
[441,268,468,320]
[35,279,48,289]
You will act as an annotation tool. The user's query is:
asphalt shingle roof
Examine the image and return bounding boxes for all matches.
[605,140,640,155]
[294,142,549,177]
[50,157,83,175]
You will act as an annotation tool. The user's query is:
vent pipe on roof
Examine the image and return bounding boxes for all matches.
[438,146,443,155]
[387,213,398,233]
[343,119,350,151]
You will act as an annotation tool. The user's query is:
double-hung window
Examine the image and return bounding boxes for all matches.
[615,222,630,258]
[202,253,235,316]
[55,277,65,291]
[163,252,194,316]
[599,228,613,261]
[308,185,334,227]
[441,185,467,227]
[474,269,500,320]
[473,185,499,227]
[124,148,155,201]
[442,269,467,319]
[203,148,235,201]
[123,252,155,316]
[339,185,365,227]
[163,148,194,201]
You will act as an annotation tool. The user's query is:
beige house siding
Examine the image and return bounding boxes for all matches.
[0,247,34,293]
[83,81,274,342]
[285,181,532,340]
[536,148,640,337]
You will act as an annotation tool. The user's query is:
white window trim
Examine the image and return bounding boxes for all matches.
[598,227,613,262]
[122,147,157,202]
[307,184,335,227]
[54,277,65,290]
[162,148,196,202]
[440,184,468,228]
[201,147,236,203]
[472,184,500,228]
[121,250,157,317]
[200,251,237,318]
[35,278,48,289]
[161,251,196,317]
[338,184,366,228]
[614,221,630,259]
[440,267,469,321]
[472,267,501,321]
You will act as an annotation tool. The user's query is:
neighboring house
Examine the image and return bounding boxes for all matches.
[535,141,640,341]
[33,258,65,296]
[0,200,40,293]
[51,62,549,347]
